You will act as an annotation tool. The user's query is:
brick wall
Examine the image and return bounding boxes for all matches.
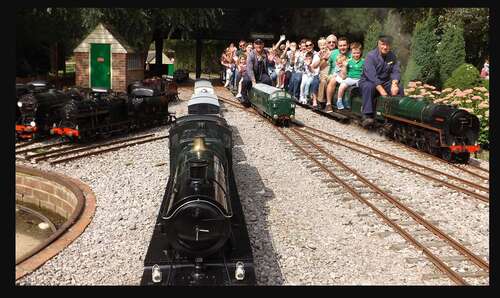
[75,52,89,88]
[112,53,127,92]
[16,172,80,220]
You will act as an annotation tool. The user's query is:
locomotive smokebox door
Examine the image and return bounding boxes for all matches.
[90,43,111,90]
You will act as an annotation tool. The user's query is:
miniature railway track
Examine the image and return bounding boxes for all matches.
[277,127,488,285]
[16,140,73,155]
[219,95,488,202]
[216,90,489,284]
[16,133,167,165]
[293,95,489,178]
[297,126,489,203]
[391,141,489,181]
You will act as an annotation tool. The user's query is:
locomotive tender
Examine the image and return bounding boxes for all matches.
[141,80,256,286]
[188,80,220,115]
[296,86,480,163]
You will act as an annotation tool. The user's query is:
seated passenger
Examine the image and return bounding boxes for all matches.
[325,37,351,112]
[240,39,275,105]
[299,51,315,104]
[358,35,403,126]
[235,54,247,99]
[310,37,327,107]
[221,48,235,88]
[336,42,365,110]
[317,35,336,104]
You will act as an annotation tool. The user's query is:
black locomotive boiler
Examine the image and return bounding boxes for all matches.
[51,84,176,141]
[16,81,70,140]
[141,82,255,286]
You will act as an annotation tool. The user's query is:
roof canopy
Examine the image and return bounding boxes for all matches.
[73,23,135,54]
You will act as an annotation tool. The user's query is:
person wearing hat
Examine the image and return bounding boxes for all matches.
[358,35,403,126]
[240,38,275,106]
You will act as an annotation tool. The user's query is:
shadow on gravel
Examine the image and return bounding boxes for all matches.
[230,125,285,285]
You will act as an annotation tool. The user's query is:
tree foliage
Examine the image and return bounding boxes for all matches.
[382,10,411,73]
[437,8,489,68]
[403,13,440,86]
[437,22,466,84]
[16,8,223,77]
[363,19,382,54]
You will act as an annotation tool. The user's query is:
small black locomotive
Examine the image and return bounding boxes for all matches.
[16,81,70,140]
[141,81,255,286]
[51,82,176,142]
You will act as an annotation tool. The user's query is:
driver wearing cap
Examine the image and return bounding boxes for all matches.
[358,34,404,126]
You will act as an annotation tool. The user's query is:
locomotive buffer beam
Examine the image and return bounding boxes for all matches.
[141,168,256,286]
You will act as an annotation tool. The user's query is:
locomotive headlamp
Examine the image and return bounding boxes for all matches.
[193,137,206,152]
[273,114,278,119]
[17,102,22,108]
[30,121,36,127]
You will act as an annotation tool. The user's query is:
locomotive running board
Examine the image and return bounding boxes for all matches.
[294,99,350,123]
[141,168,256,286]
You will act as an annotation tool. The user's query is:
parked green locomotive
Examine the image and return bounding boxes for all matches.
[299,86,480,163]
[248,83,295,126]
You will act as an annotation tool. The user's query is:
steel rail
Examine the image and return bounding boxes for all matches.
[291,127,489,273]
[49,135,169,165]
[392,139,489,180]
[299,126,489,202]
[33,133,156,162]
[216,88,489,284]
[276,127,470,285]
[16,140,71,155]
[303,125,489,201]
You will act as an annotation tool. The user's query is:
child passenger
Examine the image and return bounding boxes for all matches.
[336,42,364,110]
[299,51,317,104]
[235,54,247,99]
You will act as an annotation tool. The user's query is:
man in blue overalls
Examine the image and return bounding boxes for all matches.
[358,35,403,127]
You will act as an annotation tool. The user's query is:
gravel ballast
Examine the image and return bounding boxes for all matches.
[17,86,489,285]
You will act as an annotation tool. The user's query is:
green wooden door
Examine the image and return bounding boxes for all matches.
[90,44,111,89]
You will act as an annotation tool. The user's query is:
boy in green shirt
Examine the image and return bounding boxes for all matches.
[336,42,364,110]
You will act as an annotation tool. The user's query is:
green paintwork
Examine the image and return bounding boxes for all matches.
[249,83,295,120]
[90,44,111,89]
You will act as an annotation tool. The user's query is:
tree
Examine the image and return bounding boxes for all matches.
[437,8,489,68]
[403,12,440,86]
[437,22,466,84]
[363,19,383,55]
[382,10,410,73]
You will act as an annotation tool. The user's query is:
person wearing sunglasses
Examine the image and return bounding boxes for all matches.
[326,36,352,112]
[299,39,320,104]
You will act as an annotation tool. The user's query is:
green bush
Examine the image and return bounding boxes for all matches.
[437,23,466,84]
[480,78,489,91]
[444,63,481,90]
[403,13,440,86]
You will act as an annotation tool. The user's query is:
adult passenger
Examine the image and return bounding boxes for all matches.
[325,37,351,112]
[358,35,403,126]
[240,39,275,106]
